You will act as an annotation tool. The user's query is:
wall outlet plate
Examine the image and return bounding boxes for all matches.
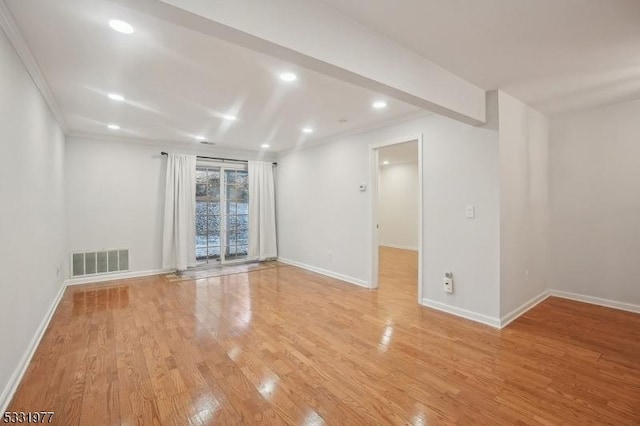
[465,204,475,219]
[444,276,454,293]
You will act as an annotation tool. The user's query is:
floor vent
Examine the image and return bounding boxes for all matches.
[71,249,129,277]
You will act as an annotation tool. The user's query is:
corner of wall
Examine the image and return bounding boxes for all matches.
[497,92,551,321]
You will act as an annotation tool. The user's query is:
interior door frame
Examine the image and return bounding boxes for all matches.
[368,133,424,304]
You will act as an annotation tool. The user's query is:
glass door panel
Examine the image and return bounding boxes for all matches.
[195,167,221,264]
[224,169,249,260]
[196,165,249,266]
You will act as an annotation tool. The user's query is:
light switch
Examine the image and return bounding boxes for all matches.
[465,204,475,219]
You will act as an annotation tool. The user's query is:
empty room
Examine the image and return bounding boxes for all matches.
[1,0,639,424]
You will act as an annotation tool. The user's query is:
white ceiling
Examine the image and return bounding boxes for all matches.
[8,0,639,149]
[378,141,418,166]
[5,0,422,152]
[317,0,640,115]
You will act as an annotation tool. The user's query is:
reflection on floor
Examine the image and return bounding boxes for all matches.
[166,261,279,283]
[7,250,640,424]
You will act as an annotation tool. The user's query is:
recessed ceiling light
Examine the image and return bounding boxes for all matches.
[372,100,388,109]
[302,127,314,134]
[279,72,297,82]
[194,135,206,141]
[107,124,120,130]
[222,114,237,121]
[108,93,125,101]
[109,19,134,34]
[382,160,390,165]
[261,144,270,148]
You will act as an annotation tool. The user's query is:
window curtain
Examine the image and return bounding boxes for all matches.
[162,154,197,271]
[248,161,277,260]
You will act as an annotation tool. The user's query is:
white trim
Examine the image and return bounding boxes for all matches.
[0,282,66,414]
[370,146,380,289]
[278,257,369,289]
[379,243,418,251]
[0,0,67,133]
[421,290,639,330]
[421,298,501,328]
[67,132,278,162]
[549,289,640,314]
[65,268,173,286]
[368,134,424,150]
[499,290,550,329]
[417,136,423,303]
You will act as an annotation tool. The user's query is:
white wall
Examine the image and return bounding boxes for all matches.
[498,92,550,317]
[277,111,501,320]
[0,29,66,407]
[65,136,274,275]
[378,161,419,250]
[550,99,640,307]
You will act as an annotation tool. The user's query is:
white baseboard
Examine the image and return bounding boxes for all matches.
[0,281,66,414]
[421,298,501,328]
[277,258,370,289]
[379,244,418,251]
[499,290,550,329]
[549,289,640,314]
[421,290,639,330]
[64,268,173,286]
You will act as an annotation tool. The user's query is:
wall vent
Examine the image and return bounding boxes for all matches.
[71,249,129,277]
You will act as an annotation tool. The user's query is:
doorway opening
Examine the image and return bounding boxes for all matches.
[370,136,423,303]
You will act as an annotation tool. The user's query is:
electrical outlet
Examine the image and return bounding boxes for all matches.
[328,251,333,260]
[465,204,475,219]
[444,272,454,293]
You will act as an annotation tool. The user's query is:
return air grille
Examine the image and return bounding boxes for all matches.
[71,249,129,277]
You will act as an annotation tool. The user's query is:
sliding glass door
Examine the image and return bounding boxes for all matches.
[224,169,249,260]
[195,164,248,265]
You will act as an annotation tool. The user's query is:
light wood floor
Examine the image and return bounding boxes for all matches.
[8,247,640,425]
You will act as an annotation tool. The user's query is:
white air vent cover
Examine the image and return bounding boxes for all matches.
[71,249,129,277]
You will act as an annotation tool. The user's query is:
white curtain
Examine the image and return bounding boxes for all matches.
[162,154,196,270]
[248,161,277,260]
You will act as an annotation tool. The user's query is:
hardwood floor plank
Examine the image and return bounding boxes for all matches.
[6,247,640,425]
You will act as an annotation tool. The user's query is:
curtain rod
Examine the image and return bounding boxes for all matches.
[161,152,277,166]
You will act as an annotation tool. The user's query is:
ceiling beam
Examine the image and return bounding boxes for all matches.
[107,0,487,125]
